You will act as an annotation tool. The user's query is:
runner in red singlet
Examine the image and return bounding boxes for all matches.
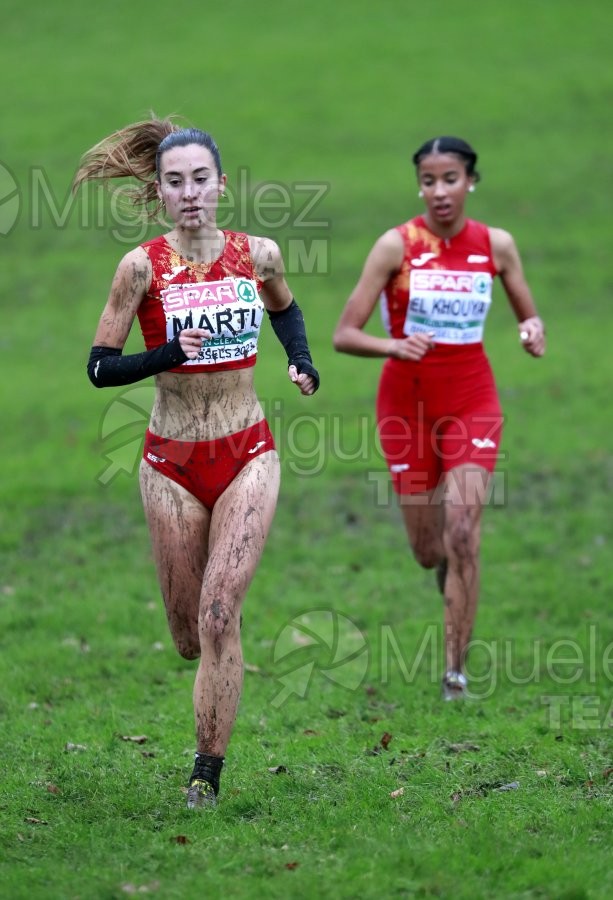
[334,136,545,701]
[74,117,319,808]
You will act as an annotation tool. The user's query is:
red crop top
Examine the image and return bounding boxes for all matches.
[381,217,498,347]
[137,230,265,373]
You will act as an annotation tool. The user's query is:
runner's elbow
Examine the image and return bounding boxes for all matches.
[333,326,352,353]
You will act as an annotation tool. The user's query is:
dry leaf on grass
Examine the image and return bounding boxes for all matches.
[381,732,393,750]
[390,788,404,799]
[366,732,393,756]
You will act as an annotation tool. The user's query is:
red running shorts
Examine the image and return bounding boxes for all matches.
[143,418,276,509]
[376,346,503,495]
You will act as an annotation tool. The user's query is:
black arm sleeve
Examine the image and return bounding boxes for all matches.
[267,299,320,392]
[86,335,189,388]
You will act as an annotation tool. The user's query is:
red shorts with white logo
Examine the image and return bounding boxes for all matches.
[376,345,503,495]
[143,419,276,509]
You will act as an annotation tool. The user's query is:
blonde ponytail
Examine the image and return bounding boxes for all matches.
[72,116,181,216]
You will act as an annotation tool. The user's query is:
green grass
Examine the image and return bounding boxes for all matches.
[1,0,612,897]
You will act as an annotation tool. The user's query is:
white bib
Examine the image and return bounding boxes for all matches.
[404,269,493,344]
[161,277,264,367]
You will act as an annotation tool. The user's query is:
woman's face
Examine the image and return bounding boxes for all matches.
[417,152,474,228]
[156,144,226,230]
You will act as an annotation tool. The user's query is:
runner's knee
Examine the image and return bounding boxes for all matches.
[175,637,200,660]
[443,509,480,562]
[199,598,241,645]
[411,541,441,569]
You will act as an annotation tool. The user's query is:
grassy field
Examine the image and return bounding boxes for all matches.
[1,0,612,897]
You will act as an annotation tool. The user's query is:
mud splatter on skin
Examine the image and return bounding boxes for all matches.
[95,253,152,347]
[232,533,252,568]
[150,370,265,443]
[197,704,220,752]
[443,505,482,670]
[201,599,234,664]
[140,463,207,659]
[188,454,279,756]
[134,295,281,757]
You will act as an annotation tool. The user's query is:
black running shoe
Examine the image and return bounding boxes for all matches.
[186,778,217,809]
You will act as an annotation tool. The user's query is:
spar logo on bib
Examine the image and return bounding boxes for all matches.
[161,278,259,314]
[411,271,491,294]
[236,279,257,302]
[473,274,490,295]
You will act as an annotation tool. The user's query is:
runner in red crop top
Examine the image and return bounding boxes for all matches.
[381,215,497,353]
[74,117,319,810]
[334,136,545,702]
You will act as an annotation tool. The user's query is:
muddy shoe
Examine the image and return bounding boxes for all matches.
[186,778,217,809]
[441,670,467,702]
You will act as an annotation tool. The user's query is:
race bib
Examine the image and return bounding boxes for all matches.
[404,269,493,344]
[161,278,264,366]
